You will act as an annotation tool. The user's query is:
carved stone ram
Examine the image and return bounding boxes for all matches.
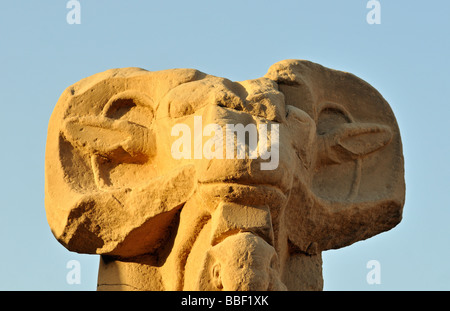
[45,60,405,290]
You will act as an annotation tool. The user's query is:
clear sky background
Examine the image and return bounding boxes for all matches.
[0,1,449,291]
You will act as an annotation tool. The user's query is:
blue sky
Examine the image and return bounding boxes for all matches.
[0,1,449,290]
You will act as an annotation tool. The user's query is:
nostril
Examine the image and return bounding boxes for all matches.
[213,90,246,112]
[244,93,286,123]
[270,253,278,270]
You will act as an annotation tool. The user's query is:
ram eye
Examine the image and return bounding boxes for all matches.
[102,91,154,127]
[316,106,351,135]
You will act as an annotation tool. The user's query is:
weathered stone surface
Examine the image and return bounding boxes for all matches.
[45,60,405,290]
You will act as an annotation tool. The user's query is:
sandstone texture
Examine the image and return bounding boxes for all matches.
[45,60,405,290]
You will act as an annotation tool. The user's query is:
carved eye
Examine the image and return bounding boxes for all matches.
[103,90,154,127]
[104,97,137,119]
[316,105,352,135]
[63,91,156,164]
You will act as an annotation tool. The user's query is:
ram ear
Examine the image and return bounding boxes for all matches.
[317,122,393,165]
[266,60,405,254]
